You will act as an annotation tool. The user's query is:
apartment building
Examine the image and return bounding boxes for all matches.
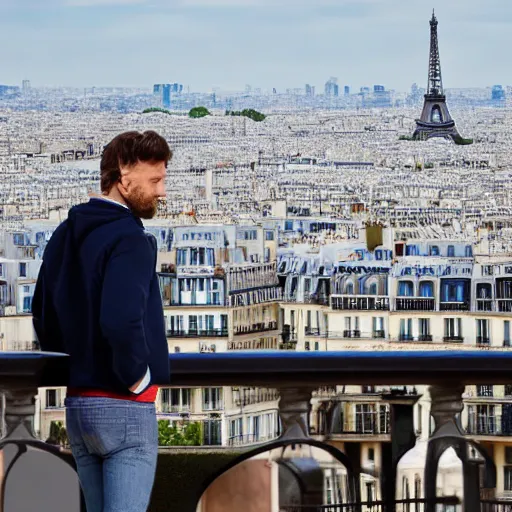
[278,228,512,500]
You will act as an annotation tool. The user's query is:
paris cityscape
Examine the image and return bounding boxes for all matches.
[2,3,512,511]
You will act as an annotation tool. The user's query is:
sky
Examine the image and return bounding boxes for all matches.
[0,0,510,92]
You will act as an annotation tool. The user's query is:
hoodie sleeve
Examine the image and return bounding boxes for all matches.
[99,233,155,389]
[32,260,66,353]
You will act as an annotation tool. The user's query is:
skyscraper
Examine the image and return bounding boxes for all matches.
[153,84,171,108]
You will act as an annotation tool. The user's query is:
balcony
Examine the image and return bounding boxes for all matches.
[343,329,361,338]
[4,351,512,511]
[303,294,329,306]
[466,416,509,437]
[398,334,433,343]
[440,301,470,311]
[477,299,495,312]
[233,321,278,335]
[395,297,436,311]
[167,329,228,338]
[331,295,390,311]
[443,336,464,343]
[497,299,512,313]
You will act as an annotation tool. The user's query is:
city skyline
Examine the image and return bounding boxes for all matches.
[1,0,511,90]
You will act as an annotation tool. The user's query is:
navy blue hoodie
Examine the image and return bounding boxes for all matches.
[32,198,170,393]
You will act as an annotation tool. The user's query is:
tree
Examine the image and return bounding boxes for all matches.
[225,109,266,122]
[142,107,172,115]
[188,107,210,118]
[158,420,202,446]
[46,420,68,447]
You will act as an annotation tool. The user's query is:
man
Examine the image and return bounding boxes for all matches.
[32,130,172,512]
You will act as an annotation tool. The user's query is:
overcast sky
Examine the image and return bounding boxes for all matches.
[0,0,509,92]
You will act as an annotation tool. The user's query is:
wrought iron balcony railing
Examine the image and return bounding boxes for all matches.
[167,328,229,338]
[233,321,278,335]
[477,299,495,312]
[395,297,436,311]
[331,295,390,311]
[497,299,512,313]
[2,350,512,511]
[439,301,470,311]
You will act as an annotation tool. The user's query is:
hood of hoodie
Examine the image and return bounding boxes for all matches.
[67,198,142,245]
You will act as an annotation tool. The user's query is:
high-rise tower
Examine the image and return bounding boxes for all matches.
[412,11,468,143]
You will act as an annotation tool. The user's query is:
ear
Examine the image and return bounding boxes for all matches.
[118,172,131,195]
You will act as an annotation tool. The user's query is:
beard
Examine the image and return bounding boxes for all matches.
[124,186,159,219]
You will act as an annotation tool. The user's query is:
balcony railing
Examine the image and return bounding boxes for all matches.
[338,412,390,435]
[398,334,434,343]
[443,336,464,343]
[395,297,436,311]
[4,350,512,511]
[477,336,491,346]
[497,299,512,313]
[167,329,228,338]
[227,433,280,447]
[465,415,512,436]
[234,321,278,335]
[440,301,470,311]
[331,295,390,311]
[477,299,495,312]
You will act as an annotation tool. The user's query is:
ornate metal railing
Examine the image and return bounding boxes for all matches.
[1,351,512,510]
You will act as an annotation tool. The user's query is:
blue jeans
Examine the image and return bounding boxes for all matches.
[65,397,158,512]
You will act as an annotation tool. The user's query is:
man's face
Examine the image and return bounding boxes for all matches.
[119,160,167,219]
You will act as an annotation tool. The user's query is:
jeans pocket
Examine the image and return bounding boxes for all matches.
[82,418,127,456]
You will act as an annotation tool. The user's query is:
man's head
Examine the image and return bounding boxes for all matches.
[100,130,172,219]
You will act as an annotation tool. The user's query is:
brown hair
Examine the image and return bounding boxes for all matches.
[100,130,172,193]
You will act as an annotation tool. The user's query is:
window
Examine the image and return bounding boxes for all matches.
[304,279,311,294]
[465,245,473,257]
[174,346,181,353]
[265,231,274,241]
[441,280,467,303]
[505,321,510,347]
[419,281,434,298]
[368,283,378,295]
[429,245,440,256]
[417,404,422,435]
[447,245,455,257]
[170,388,191,411]
[314,342,319,351]
[19,262,27,278]
[477,385,493,397]
[444,318,462,339]
[366,482,375,504]
[46,389,57,408]
[345,282,354,295]
[399,319,413,341]
[418,318,430,338]
[375,250,382,260]
[13,233,24,246]
[398,281,414,297]
[368,448,375,462]
[177,249,187,265]
[476,319,490,344]
[373,317,385,337]
[23,296,32,312]
[203,388,223,411]
[284,220,293,231]
[0,263,3,276]
[188,316,198,334]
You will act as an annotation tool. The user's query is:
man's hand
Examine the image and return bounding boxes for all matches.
[129,366,151,394]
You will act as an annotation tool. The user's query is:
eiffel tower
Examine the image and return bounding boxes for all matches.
[412,11,468,143]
